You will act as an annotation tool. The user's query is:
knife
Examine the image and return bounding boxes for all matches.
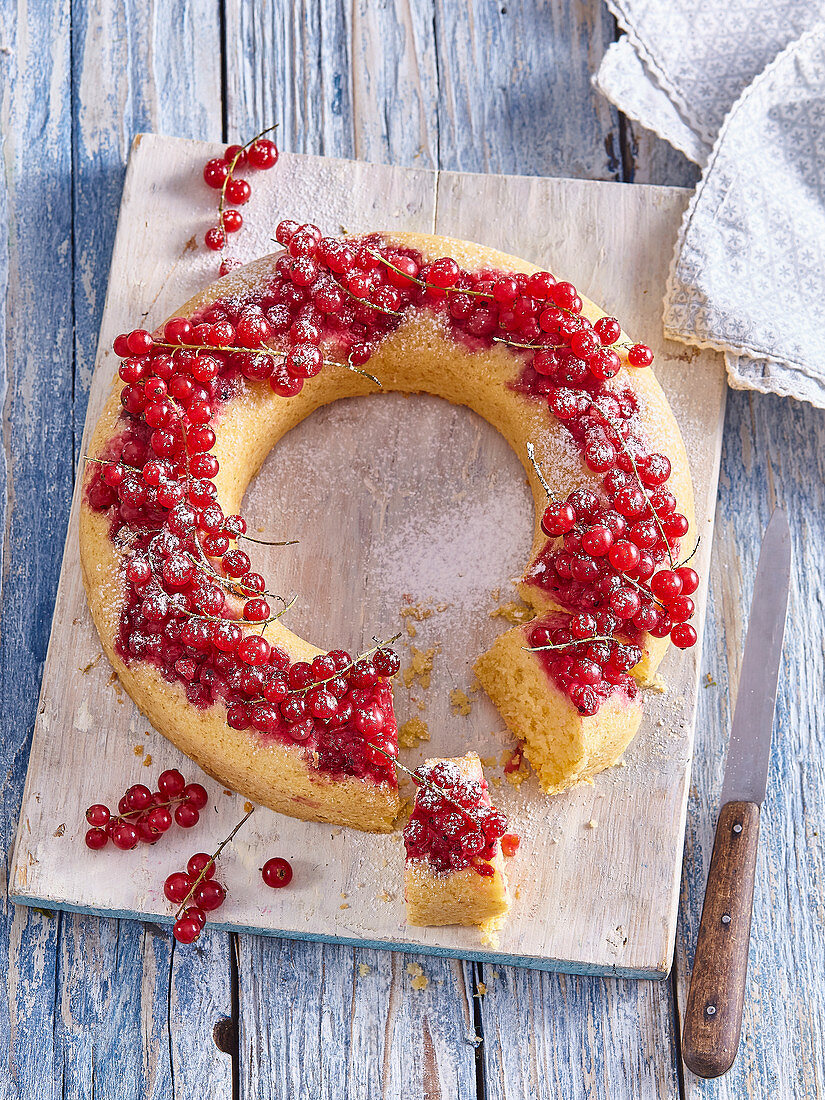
[682,508,791,1079]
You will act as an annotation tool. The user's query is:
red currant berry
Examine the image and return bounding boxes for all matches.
[593,316,621,345]
[219,257,242,277]
[187,852,216,880]
[182,905,206,928]
[581,524,613,557]
[205,227,225,251]
[671,623,697,649]
[126,784,153,811]
[164,318,192,345]
[224,143,247,166]
[158,769,186,797]
[86,804,110,827]
[173,916,202,944]
[373,648,401,676]
[237,635,271,666]
[203,158,229,189]
[183,783,209,810]
[668,595,695,623]
[650,570,682,601]
[112,823,140,850]
[85,828,108,850]
[262,857,293,888]
[164,871,193,904]
[222,209,243,234]
[193,879,226,911]
[608,539,640,573]
[225,178,251,205]
[675,566,699,595]
[247,138,278,169]
[628,343,654,367]
[175,803,200,828]
[541,501,576,537]
[147,807,173,833]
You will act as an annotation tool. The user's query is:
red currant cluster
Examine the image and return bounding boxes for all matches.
[201,134,279,271]
[527,613,643,716]
[165,852,226,943]
[169,848,294,944]
[403,761,509,876]
[529,477,697,647]
[89,221,695,731]
[84,768,208,850]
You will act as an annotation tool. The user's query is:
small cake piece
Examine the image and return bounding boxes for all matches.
[403,753,511,928]
[475,611,643,795]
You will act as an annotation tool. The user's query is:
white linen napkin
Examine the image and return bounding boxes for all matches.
[594,4,825,407]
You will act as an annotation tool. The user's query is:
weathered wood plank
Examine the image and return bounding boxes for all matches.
[676,389,825,1098]
[238,940,478,1100]
[1,1,73,1094]
[66,5,233,1097]
[0,2,232,1097]
[432,0,623,179]
[477,966,680,1100]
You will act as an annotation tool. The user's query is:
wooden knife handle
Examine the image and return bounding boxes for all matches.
[682,800,760,1078]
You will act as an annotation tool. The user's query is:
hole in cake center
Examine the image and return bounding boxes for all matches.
[241,392,533,761]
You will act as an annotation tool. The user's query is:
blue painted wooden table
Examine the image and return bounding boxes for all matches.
[1,3,822,1097]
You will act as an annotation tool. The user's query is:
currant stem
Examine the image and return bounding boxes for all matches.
[522,634,625,653]
[293,633,403,696]
[525,441,554,499]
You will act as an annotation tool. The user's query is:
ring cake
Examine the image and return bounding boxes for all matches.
[80,225,696,838]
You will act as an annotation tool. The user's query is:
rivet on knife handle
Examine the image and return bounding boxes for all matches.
[682,800,760,1078]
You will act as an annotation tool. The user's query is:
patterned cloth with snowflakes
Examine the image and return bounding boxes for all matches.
[595,3,825,407]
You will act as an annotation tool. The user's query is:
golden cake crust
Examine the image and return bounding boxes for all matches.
[79,231,694,823]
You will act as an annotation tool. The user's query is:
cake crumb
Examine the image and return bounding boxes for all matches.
[491,776,502,788]
[449,689,472,716]
[646,674,667,694]
[358,963,371,977]
[703,672,717,687]
[480,756,497,769]
[244,801,254,814]
[489,600,533,625]
[475,981,487,997]
[143,755,152,766]
[402,647,439,690]
[376,891,393,902]
[502,745,530,788]
[53,824,65,837]
[340,892,348,899]
[400,603,433,623]
[339,903,350,910]
[405,620,417,638]
[80,654,101,674]
[406,962,429,990]
[586,819,598,830]
[133,745,144,756]
[398,717,430,749]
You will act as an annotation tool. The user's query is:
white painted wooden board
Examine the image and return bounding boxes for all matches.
[10,135,726,977]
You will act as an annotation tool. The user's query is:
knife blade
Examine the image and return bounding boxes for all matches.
[682,508,791,1080]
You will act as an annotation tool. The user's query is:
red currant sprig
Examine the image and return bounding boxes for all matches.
[84,769,209,851]
[202,125,280,271]
[165,805,258,943]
